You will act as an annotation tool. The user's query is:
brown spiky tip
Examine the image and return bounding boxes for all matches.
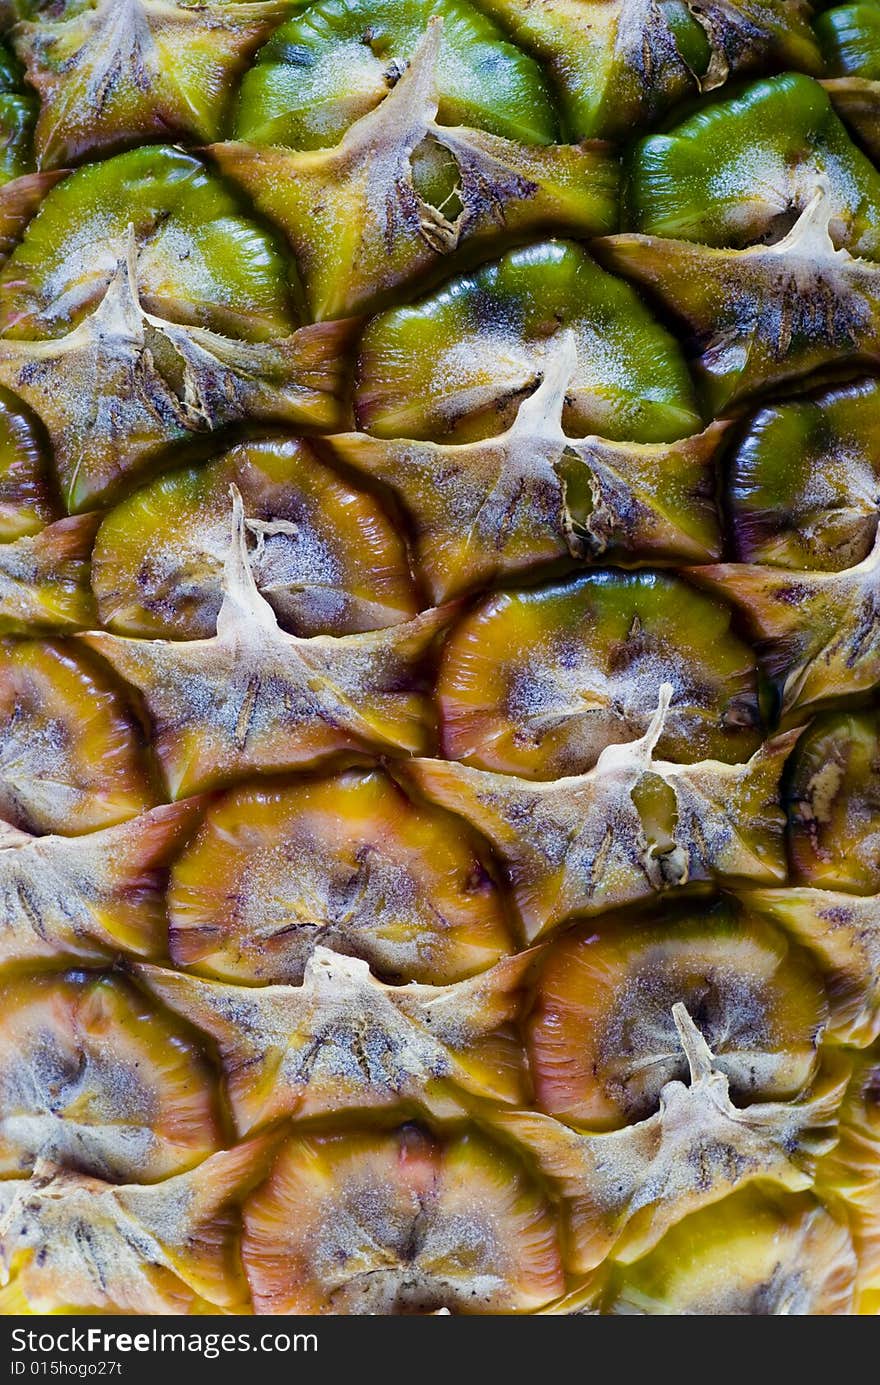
[410,689,793,940]
[136,946,532,1133]
[211,20,617,320]
[599,185,880,412]
[694,525,880,717]
[0,233,354,513]
[333,360,724,604]
[0,1135,276,1314]
[456,0,820,139]
[242,1125,564,1314]
[492,1020,849,1272]
[83,488,452,799]
[0,800,202,970]
[13,0,290,169]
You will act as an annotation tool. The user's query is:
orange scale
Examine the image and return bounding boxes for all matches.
[0,970,224,1181]
[528,904,828,1130]
[0,639,154,835]
[242,1126,564,1315]
[167,770,513,984]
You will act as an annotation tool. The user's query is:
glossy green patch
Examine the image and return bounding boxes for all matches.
[817,3,880,76]
[0,386,53,540]
[628,74,880,258]
[0,39,32,186]
[0,94,33,185]
[356,240,700,443]
[0,38,19,91]
[234,0,557,148]
[0,144,297,341]
[729,379,880,571]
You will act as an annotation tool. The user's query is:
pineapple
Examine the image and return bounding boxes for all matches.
[0,0,876,1318]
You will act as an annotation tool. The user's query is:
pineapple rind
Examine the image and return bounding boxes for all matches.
[0,0,877,1317]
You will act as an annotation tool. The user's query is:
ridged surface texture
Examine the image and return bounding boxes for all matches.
[0,0,876,1317]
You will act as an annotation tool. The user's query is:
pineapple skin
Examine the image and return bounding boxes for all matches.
[0,0,876,1317]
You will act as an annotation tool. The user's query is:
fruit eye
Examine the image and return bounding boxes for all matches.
[595,1190,857,1317]
[356,239,697,443]
[464,0,821,139]
[729,380,880,572]
[92,438,417,640]
[0,387,51,542]
[241,1126,564,1314]
[627,74,880,256]
[527,901,827,1129]
[234,0,557,151]
[817,2,880,80]
[0,147,294,346]
[787,708,880,892]
[166,768,511,985]
[1,0,878,1321]
[437,571,760,778]
[0,971,223,1182]
[0,638,153,835]
[215,39,616,323]
[12,3,284,169]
